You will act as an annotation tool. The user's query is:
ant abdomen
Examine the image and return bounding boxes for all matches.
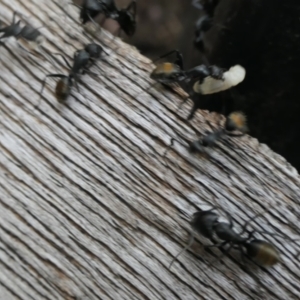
[55,77,71,102]
[245,240,280,267]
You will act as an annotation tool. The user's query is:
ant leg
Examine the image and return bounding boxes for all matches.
[239,208,272,235]
[36,74,66,108]
[169,232,194,269]
[250,230,300,244]
[12,10,19,24]
[127,0,137,16]
[88,14,102,30]
[74,80,81,94]
[204,241,228,249]
[175,95,190,115]
[187,102,198,120]
[152,50,183,67]
[52,53,72,69]
[205,243,234,268]
[162,128,189,170]
[135,82,159,98]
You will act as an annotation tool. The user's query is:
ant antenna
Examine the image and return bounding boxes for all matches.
[240,205,300,245]
[169,232,195,269]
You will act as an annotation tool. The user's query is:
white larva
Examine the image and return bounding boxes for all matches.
[194,64,246,94]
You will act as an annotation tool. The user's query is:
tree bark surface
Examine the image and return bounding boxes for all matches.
[0,1,300,299]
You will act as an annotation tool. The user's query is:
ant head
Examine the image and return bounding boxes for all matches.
[55,77,72,102]
[191,209,219,238]
[84,43,104,59]
[225,111,248,133]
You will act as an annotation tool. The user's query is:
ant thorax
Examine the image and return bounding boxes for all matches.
[150,63,185,84]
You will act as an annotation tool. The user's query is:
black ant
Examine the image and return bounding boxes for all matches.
[76,0,137,37]
[150,50,224,85]
[0,11,44,48]
[38,46,96,104]
[163,111,248,161]
[169,207,296,269]
[189,111,248,153]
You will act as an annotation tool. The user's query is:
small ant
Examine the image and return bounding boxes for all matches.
[0,11,46,53]
[164,111,248,161]
[189,111,248,153]
[38,45,100,104]
[150,50,224,85]
[169,206,295,269]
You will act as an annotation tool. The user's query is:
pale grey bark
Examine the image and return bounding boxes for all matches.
[0,0,300,299]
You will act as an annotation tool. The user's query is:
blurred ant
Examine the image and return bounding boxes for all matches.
[0,11,47,58]
[38,44,101,105]
[110,0,137,37]
[193,15,212,52]
[163,111,248,163]
[170,206,296,269]
[76,0,137,37]
[189,111,248,153]
[0,11,22,42]
[0,11,44,48]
